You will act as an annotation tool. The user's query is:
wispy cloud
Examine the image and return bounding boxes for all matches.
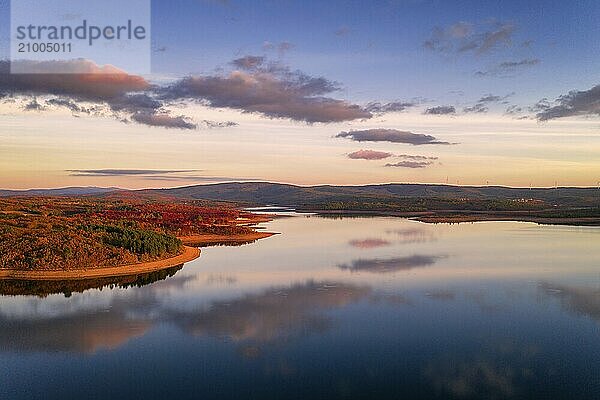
[67,169,198,176]
[66,169,257,183]
[424,21,516,56]
[475,58,540,77]
[364,101,417,114]
[424,105,456,115]
[385,161,434,168]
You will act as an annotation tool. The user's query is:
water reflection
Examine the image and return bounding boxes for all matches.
[1,215,600,399]
[540,282,600,321]
[169,281,371,343]
[0,264,184,297]
[338,255,443,273]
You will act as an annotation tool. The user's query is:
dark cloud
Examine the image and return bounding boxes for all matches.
[424,105,456,115]
[475,58,540,77]
[0,59,197,129]
[364,101,417,113]
[161,60,370,123]
[338,255,442,274]
[424,21,516,56]
[385,161,434,168]
[535,84,600,121]
[131,112,197,129]
[337,129,452,145]
[0,59,149,99]
[347,149,393,160]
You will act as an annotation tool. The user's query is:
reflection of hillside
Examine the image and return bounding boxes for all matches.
[0,310,151,354]
[540,282,600,321]
[0,264,184,297]
[338,255,442,274]
[169,281,371,342]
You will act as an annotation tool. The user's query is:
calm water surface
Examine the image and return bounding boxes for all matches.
[1,214,600,399]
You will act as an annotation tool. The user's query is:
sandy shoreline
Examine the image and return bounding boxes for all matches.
[0,246,201,281]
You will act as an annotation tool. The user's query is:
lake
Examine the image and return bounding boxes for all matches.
[1,213,600,399]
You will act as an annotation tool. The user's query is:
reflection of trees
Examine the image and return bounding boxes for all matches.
[0,264,184,297]
[338,255,442,273]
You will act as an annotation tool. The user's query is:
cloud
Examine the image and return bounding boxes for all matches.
[201,120,239,128]
[67,169,198,176]
[347,149,393,160]
[0,59,149,99]
[463,93,514,113]
[337,129,452,145]
[463,103,488,114]
[535,84,600,121]
[396,154,438,161]
[338,255,442,274]
[46,97,87,113]
[475,58,540,77]
[67,169,257,183]
[161,60,371,123]
[335,26,351,37]
[424,21,515,56]
[385,161,434,168]
[261,41,295,56]
[364,101,417,113]
[0,59,198,129]
[231,55,265,70]
[131,112,197,129]
[23,98,45,111]
[424,105,456,115]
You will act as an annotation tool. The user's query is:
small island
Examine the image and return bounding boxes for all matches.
[0,195,274,280]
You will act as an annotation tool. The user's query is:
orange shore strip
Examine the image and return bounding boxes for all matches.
[0,246,201,281]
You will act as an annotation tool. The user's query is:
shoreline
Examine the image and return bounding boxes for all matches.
[305,209,600,226]
[0,246,201,281]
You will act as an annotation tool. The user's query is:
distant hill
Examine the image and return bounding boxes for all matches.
[2,183,598,209]
[0,187,120,197]
[148,182,600,208]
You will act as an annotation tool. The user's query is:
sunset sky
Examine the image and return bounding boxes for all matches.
[0,0,599,189]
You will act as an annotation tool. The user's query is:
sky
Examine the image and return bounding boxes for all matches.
[0,0,599,189]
